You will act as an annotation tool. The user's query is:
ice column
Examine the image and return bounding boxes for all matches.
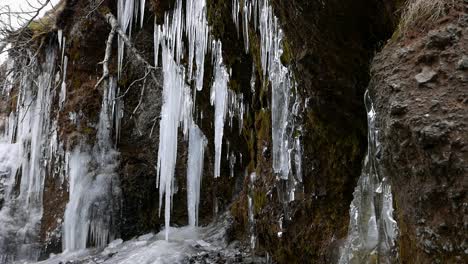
[186,124,207,227]
[339,90,398,264]
[210,40,229,178]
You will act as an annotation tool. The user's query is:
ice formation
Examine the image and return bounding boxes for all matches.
[187,124,207,227]
[339,91,398,264]
[210,40,229,179]
[63,78,121,251]
[151,0,246,239]
[232,0,302,186]
[117,0,147,77]
[0,47,58,263]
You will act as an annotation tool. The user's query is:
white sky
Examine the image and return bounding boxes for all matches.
[0,0,60,62]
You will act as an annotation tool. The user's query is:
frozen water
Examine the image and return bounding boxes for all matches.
[187,124,207,227]
[339,90,398,264]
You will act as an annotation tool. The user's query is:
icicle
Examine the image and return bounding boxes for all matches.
[186,124,207,227]
[117,0,147,78]
[59,56,68,110]
[140,0,146,28]
[57,30,63,49]
[339,90,398,263]
[210,40,229,178]
[242,1,250,53]
[248,172,257,250]
[185,0,209,91]
[154,22,160,67]
[232,0,240,37]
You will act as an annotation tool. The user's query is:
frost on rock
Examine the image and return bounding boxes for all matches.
[63,77,121,252]
[339,91,398,264]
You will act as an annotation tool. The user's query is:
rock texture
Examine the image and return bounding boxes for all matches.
[2,0,466,263]
[369,2,468,263]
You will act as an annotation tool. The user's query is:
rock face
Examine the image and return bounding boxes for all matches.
[369,2,467,263]
[1,0,466,263]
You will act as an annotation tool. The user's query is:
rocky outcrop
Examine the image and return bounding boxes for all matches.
[2,0,466,263]
[369,2,467,263]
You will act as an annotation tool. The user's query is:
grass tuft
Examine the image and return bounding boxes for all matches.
[398,0,452,35]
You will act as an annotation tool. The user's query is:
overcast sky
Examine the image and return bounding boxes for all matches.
[0,0,60,62]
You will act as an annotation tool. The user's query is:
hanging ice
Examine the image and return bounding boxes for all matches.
[0,47,57,263]
[339,90,398,264]
[63,77,121,252]
[185,0,209,91]
[231,0,303,192]
[186,124,207,227]
[117,0,147,77]
[59,56,68,110]
[210,40,229,178]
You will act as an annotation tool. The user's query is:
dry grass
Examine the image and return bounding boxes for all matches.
[398,0,453,35]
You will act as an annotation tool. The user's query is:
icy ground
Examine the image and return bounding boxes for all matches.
[22,215,267,264]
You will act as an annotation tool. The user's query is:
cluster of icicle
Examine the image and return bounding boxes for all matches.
[154,0,208,239]
[117,0,301,243]
[0,32,123,262]
[232,0,303,192]
[0,47,61,263]
[339,91,398,264]
[117,0,147,77]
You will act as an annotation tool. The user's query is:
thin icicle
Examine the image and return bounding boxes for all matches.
[59,56,68,110]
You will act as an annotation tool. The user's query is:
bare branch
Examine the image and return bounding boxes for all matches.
[95,26,116,89]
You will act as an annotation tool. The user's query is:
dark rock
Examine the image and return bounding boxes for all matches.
[390,101,408,116]
[426,24,461,49]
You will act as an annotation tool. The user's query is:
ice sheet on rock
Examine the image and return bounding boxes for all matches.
[339,90,398,264]
[63,78,121,252]
[31,213,264,264]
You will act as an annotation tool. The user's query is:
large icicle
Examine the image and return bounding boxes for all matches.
[339,91,398,264]
[210,40,229,178]
[185,0,209,91]
[63,78,121,252]
[155,0,194,240]
[186,123,207,227]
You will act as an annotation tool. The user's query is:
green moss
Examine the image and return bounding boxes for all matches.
[253,190,266,214]
[280,39,294,66]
